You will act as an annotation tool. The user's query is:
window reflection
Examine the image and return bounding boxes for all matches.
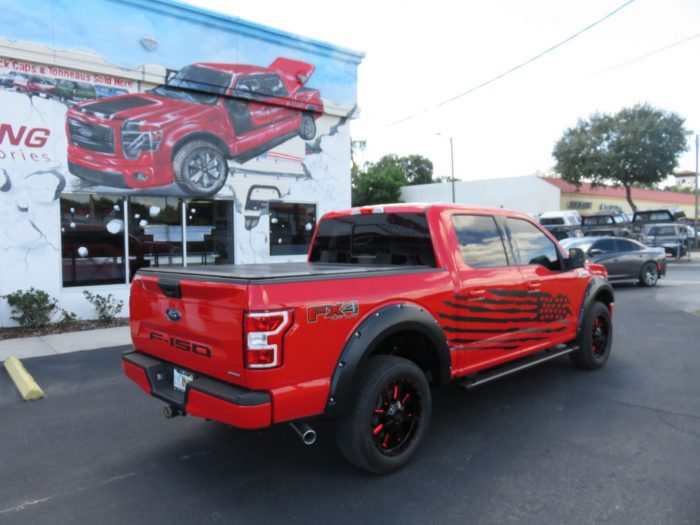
[452,215,509,268]
[61,194,126,286]
[186,200,234,265]
[506,218,561,270]
[128,196,183,276]
[269,202,316,256]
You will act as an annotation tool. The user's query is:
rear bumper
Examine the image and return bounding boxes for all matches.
[122,350,272,429]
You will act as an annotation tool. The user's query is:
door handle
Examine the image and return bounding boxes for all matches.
[527,282,542,290]
[467,289,486,299]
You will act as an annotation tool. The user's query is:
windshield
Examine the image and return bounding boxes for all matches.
[167,65,231,95]
[582,216,613,225]
[151,85,219,105]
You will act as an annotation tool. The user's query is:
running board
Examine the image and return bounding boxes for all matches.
[457,345,578,390]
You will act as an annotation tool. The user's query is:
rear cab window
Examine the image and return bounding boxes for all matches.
[451,214,509,268]
[309,213,436,266]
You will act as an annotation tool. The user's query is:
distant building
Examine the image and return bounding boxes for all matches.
[400,175,696,216]
[673,170,697,189]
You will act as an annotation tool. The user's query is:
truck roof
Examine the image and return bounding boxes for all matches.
[322,203,531,220]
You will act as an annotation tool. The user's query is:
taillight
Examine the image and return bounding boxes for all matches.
[244,310,293,369]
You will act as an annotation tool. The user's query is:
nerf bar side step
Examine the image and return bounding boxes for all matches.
[458,345,578,390]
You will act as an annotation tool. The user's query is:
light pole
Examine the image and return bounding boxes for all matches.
[436,133,456,203]
[695,133,699,248]
[449,136,455,204]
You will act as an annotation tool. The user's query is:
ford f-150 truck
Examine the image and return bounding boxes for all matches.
[66,57,322,196]
[122,204,614,473]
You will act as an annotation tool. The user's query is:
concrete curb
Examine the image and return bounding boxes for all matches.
[0,326,131,361]
[4,356,44,401]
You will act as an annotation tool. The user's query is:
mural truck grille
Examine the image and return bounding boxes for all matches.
[68,118,115,154]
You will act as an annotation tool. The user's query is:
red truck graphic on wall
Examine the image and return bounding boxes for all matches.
[66,58,323,196]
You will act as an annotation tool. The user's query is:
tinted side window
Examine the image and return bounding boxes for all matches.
[506,218,561,271]
[616,239,640,252]
[592,239,617,253]
[452,215,509,268]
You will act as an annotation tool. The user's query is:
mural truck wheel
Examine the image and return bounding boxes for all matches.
[173,140,228,197]
[299,112,316,140]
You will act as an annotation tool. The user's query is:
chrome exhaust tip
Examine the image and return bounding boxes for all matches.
[289,421,317,445]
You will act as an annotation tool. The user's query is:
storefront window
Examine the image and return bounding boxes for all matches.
[128,197,183,277]
[61,194,126,287]
[269,202,316,256]
[186,200,234,265]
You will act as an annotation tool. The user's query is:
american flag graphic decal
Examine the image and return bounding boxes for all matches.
[439,289,573,351]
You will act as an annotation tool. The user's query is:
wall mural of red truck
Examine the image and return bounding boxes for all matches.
[66,57,323,197]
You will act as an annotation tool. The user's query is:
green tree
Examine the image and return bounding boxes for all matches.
[352,162,406,206]
[351,153,434,206]
[553,103,688,211]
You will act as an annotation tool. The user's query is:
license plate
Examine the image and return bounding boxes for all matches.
[173,368,194,392]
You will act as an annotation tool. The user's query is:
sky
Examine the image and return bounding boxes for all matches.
[180,0,699,182]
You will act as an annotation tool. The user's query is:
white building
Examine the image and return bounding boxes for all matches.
[0,0,363,326]
[400,175,561,215]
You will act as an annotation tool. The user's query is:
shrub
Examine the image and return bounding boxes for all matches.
[3,288,60,328]
[83,291,124,324]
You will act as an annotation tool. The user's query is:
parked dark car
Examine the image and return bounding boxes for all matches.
[581,210,632,237]
[561,236,666,287]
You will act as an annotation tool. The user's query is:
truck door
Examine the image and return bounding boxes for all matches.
[504,217,582,351]
[447,213,532,375]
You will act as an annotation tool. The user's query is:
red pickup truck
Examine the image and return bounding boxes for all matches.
[122,204,614,473]
[66,57,322,196]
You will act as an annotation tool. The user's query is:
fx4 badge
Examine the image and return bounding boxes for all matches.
[307,301,359,323]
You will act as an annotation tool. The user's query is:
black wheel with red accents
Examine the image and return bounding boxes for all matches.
[335,355,431,474]
[570,301,612,370]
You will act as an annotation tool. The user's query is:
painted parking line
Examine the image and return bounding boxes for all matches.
[661,280,700,285]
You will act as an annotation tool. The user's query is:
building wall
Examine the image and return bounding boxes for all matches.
[0,0,362,326]
[562,193,696,217]
[400,175,561,215]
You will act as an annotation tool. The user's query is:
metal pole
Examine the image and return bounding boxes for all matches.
[181,199,188,267]
[695,133,699,249]
[450,137,455,203]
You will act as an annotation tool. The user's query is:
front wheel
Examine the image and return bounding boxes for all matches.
[173,140,228,197]
[335,355,431,474]
[639,262,659,287]
[570,301,612,370]
[298,112,316,140]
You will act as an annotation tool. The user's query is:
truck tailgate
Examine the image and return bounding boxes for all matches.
[130,273,248,384]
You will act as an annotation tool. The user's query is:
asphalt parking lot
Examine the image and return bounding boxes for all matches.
[1,263,699,525]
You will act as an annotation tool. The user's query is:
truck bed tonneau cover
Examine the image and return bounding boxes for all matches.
[137,262,441,283]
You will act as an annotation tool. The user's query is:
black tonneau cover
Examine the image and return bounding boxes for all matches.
[137,262,441,284]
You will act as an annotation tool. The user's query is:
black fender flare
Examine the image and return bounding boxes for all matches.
[325,303,451,419]
[577,276,614,338]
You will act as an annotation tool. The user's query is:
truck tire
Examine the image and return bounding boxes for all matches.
[298,112,316,140]
[173,140,228,197]
[638,262,659,287]
[570,301,612,370]
[335,355,431,474]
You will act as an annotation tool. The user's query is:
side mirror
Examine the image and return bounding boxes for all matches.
[588,248,604,256]
[568,247,586,269]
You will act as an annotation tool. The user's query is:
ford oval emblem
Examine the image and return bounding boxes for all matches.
[165,308,181,322]
[77,127,94,138]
